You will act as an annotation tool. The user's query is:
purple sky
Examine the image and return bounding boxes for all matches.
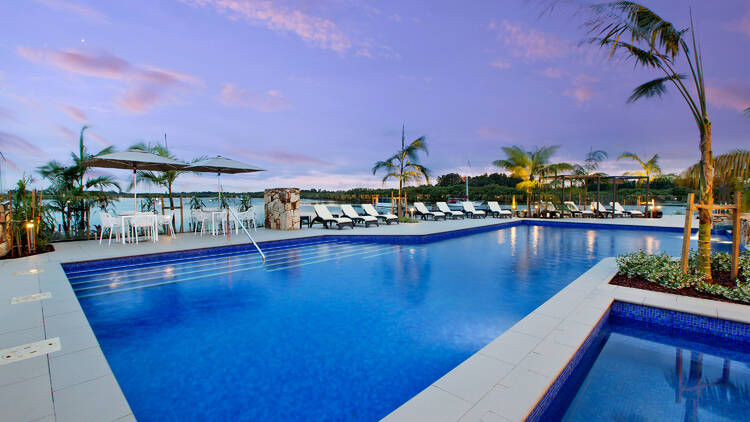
[1,0,749,193]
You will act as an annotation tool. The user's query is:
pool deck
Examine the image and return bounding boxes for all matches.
[0,214,722,422]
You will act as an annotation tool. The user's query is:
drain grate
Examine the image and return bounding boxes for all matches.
[10,292,52,305]
[0,337,61,365]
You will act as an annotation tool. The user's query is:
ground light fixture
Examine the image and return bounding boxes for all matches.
[25,221,35,252]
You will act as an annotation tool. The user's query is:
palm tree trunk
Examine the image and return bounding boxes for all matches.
[697,121,713,280]
[398,179,403,218]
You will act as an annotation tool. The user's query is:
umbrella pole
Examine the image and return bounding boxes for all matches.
[133,167,137,214]
[218,171,222,209]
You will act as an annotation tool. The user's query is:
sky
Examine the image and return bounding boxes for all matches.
[0,0,749,194]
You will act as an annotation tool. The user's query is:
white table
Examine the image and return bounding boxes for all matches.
[210,210,229,235]
[117,213,158,243]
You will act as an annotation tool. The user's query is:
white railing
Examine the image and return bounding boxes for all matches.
[227,207,265,262]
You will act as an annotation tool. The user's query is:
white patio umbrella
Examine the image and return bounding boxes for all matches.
[184,156,264,207]
[82,150,186,213]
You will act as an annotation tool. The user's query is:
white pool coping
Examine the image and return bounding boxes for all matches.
[0,214,707,421]
[381,258,750,422]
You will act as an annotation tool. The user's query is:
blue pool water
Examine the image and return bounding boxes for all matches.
[553,305,750,422]
[67,225,712,421]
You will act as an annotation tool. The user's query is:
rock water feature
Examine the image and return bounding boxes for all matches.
[264,188,301,230]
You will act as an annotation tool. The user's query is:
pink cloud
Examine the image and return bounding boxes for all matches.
[219,83,290,112]
[490,20,570,61]
[88,131,109,147]
[726,6,750,37]
[56,126,78,143]
[233,147,328,166]
[476,127,509,140]
[0,131,44,155]
[6,93,44,110]
[57,103,88,123]
[708,82,750,112]
[17,47,199,113]
[0,106,17,122]
[32,0,108,22]
[180,0,351,53]
[564,85,594,103]
[542,67,563,78]
[489,60,511,69]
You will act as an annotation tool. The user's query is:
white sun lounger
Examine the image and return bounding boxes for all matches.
[487,201,513,218]
[414,202,446,220]
[564,201,594,218]
[461,201,486,218]
[611,202,643,217]
[341,204,379,227]
[361,204,399,224]
[591,202,615,218]
[313,204,354,229]
[436,202,465,219]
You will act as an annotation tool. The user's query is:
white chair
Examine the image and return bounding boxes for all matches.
[591,202,614,218]
[99,213,121,245]
[436,202,465,219]
[131,213,156,244]
[340,204,378,227]
[611,202,643,217]
[236,207,257,231]
[157,212,176,238]
[313,204,353,229]
[564,201,594,218]
[193,209,210,236]
[487,201,513,218]
[461,201,486,218]
[361,204,398,224]
[413,202,446,220]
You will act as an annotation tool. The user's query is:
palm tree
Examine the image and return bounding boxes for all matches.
[38,126,120,235]
[493,145,560,212]
[372,125,430,217]
[571,149,608,204]
[128,141,182,210]
[586,2,714,278]
[681,150,749,204]
[618,152,662,185]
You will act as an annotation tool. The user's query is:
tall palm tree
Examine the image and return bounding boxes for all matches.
[681,150,749,205]
[38,126,119,234]
[372,125,430,217]
[493,145,560,212]
[618,152,662,185]
[128,141,183,210]
[572,149,608,203]
[586,2,714,278]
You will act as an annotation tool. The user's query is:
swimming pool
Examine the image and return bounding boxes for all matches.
[541,302,750,421]
[64,225,705,421]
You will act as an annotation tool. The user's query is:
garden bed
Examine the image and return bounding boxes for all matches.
[610,272,749,305]
[0,244,55,260]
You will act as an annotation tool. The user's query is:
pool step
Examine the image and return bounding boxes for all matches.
[72,240,398,299]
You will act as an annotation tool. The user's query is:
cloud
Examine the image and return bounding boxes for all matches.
[490,20,570,61]
[476,127,510,141]
[563,85,593,103]
[32,0,108,22]
[0,106,17,122]
[87,131,109,147]
[542,67,563,78]
[56,126,78,143]
[726,6,750,37]
[57,103,88,123]
[180,0,352,53]
[17,47,199,113]
[219,83,290,111]
[5,93,44,110]
[489,60,511,69]
[708,82,750,112]
[0,131,44,156]
[232,147,329,166]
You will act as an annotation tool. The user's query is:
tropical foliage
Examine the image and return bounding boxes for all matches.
[6,176,55,254]
[372,126,430,216]
[617,152,662,184]
[37,126,120,236]
[586,1,715,279]
[681,150,749,208]
[493,145,561,211]
[617,250,750,303]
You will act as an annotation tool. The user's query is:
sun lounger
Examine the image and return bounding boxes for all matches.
[341,204,379,227]
[414,202,446,220]
[550,202,571,218]
[591,202,614,218]
[313,204,354,229]
[540,202,560,218]
[436,202,465,219]
[461,201,486,218]
[611,202,643,217]
[564,201,594,218]
[361,204,399,224]
[487,201,512,218]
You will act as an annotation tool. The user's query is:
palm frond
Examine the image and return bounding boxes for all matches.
[627,74,686,103]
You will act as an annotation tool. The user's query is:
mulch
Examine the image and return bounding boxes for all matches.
[610,271,749,306]
[0,244,55,260]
